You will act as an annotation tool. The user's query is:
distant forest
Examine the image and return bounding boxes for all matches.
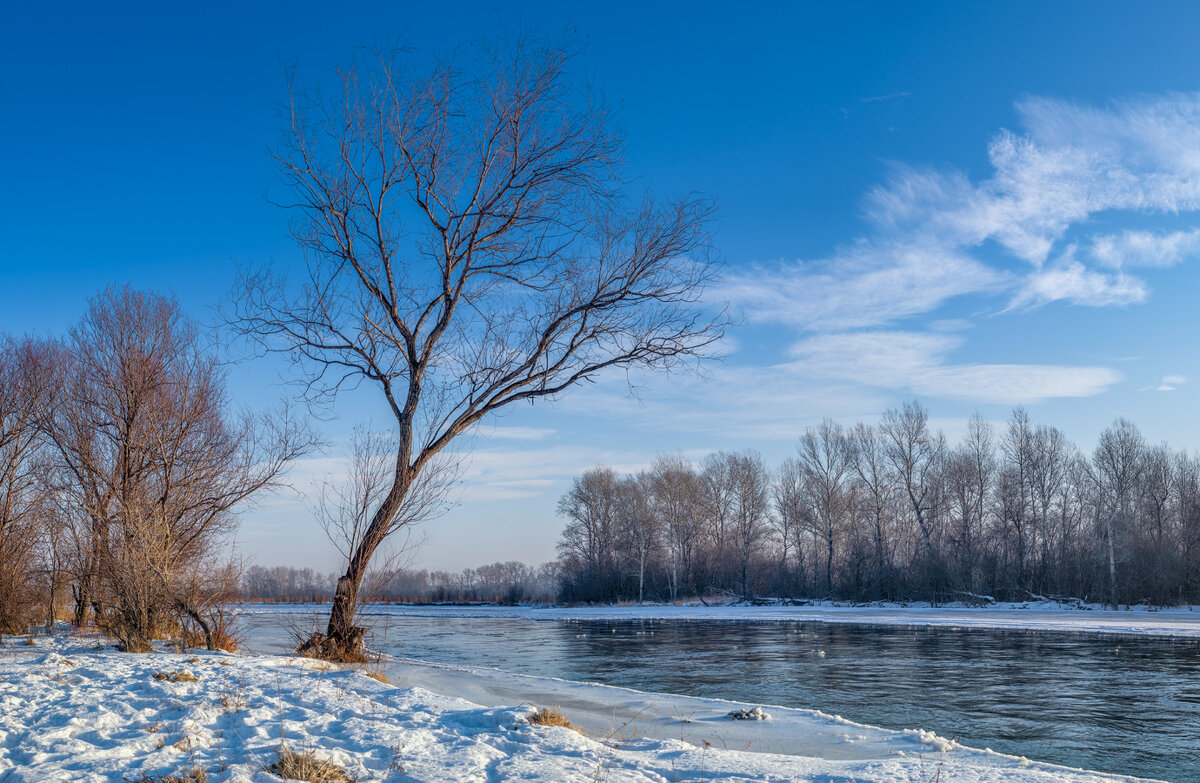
[240,562,559,605]
[555,403,1200,606]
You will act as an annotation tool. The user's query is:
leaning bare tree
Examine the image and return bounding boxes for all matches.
[234,38,723,657]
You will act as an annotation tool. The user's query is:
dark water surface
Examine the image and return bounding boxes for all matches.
[239,611,1200,782]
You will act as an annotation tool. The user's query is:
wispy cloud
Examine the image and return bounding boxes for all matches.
[725,241,1003,331]
[789,331,1122,404]
[1008,251,1148,308]
[719,93,1200,408]
[728,93,1200,327]
[1146,374,1189,392]
[1091,228,1200,268]
[859,91,911,103]
[466,425,557,441]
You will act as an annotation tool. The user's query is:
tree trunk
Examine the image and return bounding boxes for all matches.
[185,607,215,651]
[1105,509,1118,608]
[72,583,89,627]
[825,511,834,596]
[322,472,410,658]
[326,575,363,653]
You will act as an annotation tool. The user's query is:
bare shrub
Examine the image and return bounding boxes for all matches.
[526,706,581,733]
[153,670,199,683]
[267,746,352,783]
[134,768,208,783]
[45,288,313,651]
[0,336,55,634]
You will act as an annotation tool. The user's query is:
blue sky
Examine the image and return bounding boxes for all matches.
[5,2,1200,571]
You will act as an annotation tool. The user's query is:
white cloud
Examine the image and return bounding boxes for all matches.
[729,93,1200,338]
[1008,253,1148,309]
[451,446,665,502]
[789,331,1122,404]
[1091,228,1200,268]
[928,318,974,332]
[1149,374,1189,392]
[466,425,556,441]
[723,241,1003,331]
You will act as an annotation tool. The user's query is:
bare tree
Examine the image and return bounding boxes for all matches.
[647,455,702,601]
[1028,423,1070,591]
[46,288,312,651]
[0,337,55,633]
[881,401,944,596]
[1000,408,1035,590]
[727,451,772,597]
[556,466,623,601]
[946,413,994,595]
[1088,418,1146,607]
[699,453,737,589]
[772,456,807,594]
[233,39,722,655]
[849,422,895,597]
[796,419,851,596]
[622,473,661,603]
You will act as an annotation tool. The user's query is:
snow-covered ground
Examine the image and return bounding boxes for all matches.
[0,629,1159,782]
[242,600,1200,639]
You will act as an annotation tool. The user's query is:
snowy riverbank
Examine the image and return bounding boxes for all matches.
[239,599,1200,639]
[0,630,1159,782]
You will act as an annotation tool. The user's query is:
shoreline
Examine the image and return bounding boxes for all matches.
[0,631,1158,783]
[235,599,1200,640]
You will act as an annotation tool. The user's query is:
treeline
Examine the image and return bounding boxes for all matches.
[240,562,559,604]
[556,403,1200,606]
[0,288,309,650]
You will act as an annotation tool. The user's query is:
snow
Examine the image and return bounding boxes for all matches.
[0,629,1159,782]
[239,600,1200,639]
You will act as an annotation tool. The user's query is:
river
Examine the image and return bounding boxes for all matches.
[238,607,1200,782]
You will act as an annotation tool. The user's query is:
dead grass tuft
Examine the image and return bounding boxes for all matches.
[181,624,239,653]
[266,746,353,782]
[362,668,392,685]
[134,768,208,783]
[526,706,581,733]
[153,670,199,683]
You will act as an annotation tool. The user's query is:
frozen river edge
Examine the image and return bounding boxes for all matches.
[240,599,1200,639]
[0,628,1161,782]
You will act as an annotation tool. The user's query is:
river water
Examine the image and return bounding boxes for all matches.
[238,609,1200,782]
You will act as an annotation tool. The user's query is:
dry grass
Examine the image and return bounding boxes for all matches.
[134,768,208,783]
[361,668,392,685]
[526,707,581,733]
[153,670,199,683]
[266,746,353,782]
[181,625,239,653]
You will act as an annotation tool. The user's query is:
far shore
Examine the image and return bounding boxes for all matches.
[233,598,1200,639]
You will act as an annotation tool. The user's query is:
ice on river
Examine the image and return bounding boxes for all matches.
[240,599,1200,639]
[0,630,1157,782]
